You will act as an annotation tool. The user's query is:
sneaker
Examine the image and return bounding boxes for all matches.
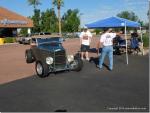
[108,68,113,71]
[96,65,100,68]
[96,65,102,70]
[81,57,84,60]
[86,58,90,61]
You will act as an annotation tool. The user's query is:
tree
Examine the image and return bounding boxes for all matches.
[147,10,149,18]
[138,20,144,26]
[62,9,80,32]
[28,0,41,10]
[52,0,55,9]
[20,28,28,36]
[28,0,41,33]
[53,0,64,35]
[117,11,139,21]
[40,9,58,32]
[32,9,41,33]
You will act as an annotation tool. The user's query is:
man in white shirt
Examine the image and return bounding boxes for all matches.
[80,26,92,60]
[98,28,119,71]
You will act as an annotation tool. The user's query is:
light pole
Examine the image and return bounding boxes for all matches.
[148,0,150,39]
[80,13,84,30]
[52,0,54,9]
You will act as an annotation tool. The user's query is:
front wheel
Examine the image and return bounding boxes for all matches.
[70,58,83,71]
[25,49,35,63]
[35,61,49,78]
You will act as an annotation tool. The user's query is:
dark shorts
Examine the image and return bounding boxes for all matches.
[81,44,90,52]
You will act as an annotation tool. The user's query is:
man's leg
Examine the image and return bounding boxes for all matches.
[108,46,113,70]
[85,45,90,60]
[81,45,84,60]
[99,47,107,69]
[81,52,84,60]
[85,51,89,60]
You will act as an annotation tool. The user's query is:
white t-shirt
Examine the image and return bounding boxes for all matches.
[80,31,92,45]
[100,33,116,46]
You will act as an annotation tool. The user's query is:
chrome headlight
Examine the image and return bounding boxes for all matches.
[46,57,53,65]
[67,55,74,62]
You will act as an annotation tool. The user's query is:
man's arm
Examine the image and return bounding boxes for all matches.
[99,35,104,48]
[96,40,103,49]
[99,42,103,48]
[79,32,83,45]
[80,37,82,45]
[88,31,92,44]
[89,36,92,44]
[116,31,123,37]
[96,41,103,55]
[96,41,100,49]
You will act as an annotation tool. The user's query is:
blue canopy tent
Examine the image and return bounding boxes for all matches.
[85,16,140,28]
[85,16,142,65]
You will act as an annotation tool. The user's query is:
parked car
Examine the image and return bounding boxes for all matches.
[25,35,83,78]
[33,32,51,36]
[62,32,80,39]
[17,34,31,44]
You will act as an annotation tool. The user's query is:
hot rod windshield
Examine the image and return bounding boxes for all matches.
[38,42,63,50]
[36,37,62,44]
[39,42,61,46]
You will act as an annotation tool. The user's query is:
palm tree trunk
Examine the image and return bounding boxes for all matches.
[58,8,61,35]
[34,4,36,10]
[52,0,54,9]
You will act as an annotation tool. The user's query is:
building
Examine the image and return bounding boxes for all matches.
[0,7,33,37]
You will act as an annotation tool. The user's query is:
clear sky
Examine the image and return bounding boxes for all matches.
[0,0,149,26]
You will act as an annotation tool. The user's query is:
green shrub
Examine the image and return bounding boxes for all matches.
[4,37,16,43]
[142,33,149,47]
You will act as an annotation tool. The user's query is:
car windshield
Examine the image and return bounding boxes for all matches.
[38,42,62,50]
[37,37,62,44]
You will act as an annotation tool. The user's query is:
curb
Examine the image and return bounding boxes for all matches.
[0,43,19,48]
[143,49,149,55]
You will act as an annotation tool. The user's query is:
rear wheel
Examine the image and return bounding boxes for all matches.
[70,58,83,71]
[35,61,49,78]
[25,49,35,63]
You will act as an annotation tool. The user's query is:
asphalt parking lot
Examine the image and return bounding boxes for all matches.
[0,39,149,112]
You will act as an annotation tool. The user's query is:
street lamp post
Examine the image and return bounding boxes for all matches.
[80,13,84,30]
[149,0,150,39]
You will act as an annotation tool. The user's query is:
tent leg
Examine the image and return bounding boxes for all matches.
[140,27,144,55]
[125,23,128,65]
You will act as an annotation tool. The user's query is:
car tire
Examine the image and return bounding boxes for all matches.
[35,61,49,78]
[19,41,22,44]
[70,58,83,72]
[25,49,35,63]
[74,52,81,59]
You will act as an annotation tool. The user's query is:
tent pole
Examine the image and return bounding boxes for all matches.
[140,27,144,55]
[125,22,128,65]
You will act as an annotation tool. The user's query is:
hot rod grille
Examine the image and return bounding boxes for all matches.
[54,50,66,65]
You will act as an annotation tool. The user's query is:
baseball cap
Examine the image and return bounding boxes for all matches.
[108,28,113,32]
[83,26,88,29]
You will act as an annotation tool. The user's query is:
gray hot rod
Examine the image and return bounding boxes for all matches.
[25,35,83,78]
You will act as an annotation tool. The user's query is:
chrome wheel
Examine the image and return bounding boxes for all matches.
[70,59,83,71]
[70,60,78,69]
[25,53,27,60]
[36,62,43,75]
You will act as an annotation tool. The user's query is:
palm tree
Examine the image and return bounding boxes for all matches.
[52,0,55,10]
[53,0,64,35]
[28,0,41,33]
[28,0,41,10]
